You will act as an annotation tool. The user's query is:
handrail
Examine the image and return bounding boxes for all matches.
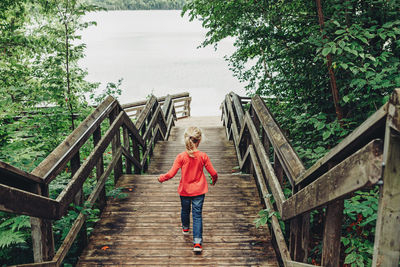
[123,92,190,119]
[222,89,400,266]
[0,92,187,266]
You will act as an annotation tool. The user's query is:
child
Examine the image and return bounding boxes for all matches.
[158,126,218,252]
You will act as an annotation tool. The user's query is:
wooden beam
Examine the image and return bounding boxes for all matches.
[121,112,145,148]
[230,92,245,127]
[285,260,320,267]
[0,161,44,189]
[247,145,292,263]
[53,148,122,266]
[135,95,157,132]
[121,92,189,109]
[296,103,387,186]
[56,111,124,214]
[32,96,117,184]
[372,92,400,266]
[252,95,305,185]
[240,113,286,213]
[282,139,383,220]
[321,199,343,267]
[0,183,59,219]
[121,146,141,170]
[93,126,106,210]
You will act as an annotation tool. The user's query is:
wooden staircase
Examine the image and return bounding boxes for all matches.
[77,116,279,266]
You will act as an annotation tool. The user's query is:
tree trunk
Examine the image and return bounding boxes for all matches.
[315,0,344,123]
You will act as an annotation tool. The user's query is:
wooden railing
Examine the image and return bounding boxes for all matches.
[0,93,184,266]
[122,92,191,120]
[221,89,400,267]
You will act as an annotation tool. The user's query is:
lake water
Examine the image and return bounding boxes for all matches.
[80,10,245,116]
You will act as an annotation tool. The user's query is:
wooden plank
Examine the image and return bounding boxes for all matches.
[53,149,122,266]
[0,161,44,189]
[56,111,124,213]
[30,183,55,263]
[230,92,245,127]
[121,146,141,169]
[285,260,319,267]
[282,139,383,220]
[248,145,291,263]
[32,96,117,184]
[372,102,400,266]
[296,103,388,186]
[0,183,59,219]
[161,95,172,119]
[93,126,106,210]
[109,108,123,184]
[135,95,157,132]
[122,92,189,109]
[121,112,145,148]
[122,126,132,174]
[385,88,400,133]
[252,95,305,185]
[239,113,286,213]
[321,199,343,267]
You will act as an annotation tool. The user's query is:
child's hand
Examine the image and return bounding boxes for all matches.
[211,175,218,186]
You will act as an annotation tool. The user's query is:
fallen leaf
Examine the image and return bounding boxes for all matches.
[101,246,110,251]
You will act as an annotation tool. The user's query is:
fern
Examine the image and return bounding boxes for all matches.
[0,215,30,249]
[0,230,26,249]
[0,215,30,231]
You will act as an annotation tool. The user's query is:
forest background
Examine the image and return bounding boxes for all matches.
[1,0,399,266]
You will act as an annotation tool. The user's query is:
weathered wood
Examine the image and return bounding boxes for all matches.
[121,146,141,170]
[321,199,343,267]
[121,112,145,148]
[93,127,106,209]
[252,95,305,185]
[386,89,400,132]
[285,260,319,267]
[372,114,400,266]
[282,139,383,220]
[135,95,157,132]
[161,94,172,119]
[77,118,279,265]
[32,96,117,184]
[231,92,245,128]
[247,145,291,263]
[122,126,132,174]
[30,184,55,263]
[56,112,124,213]
[53,148,122,266]
[296,103,388,186]
[109,108,123,184]
[239,113,286,214]
[70,152,88,254]
[0,183,59,219]
[0,161,44,190]
[122,92,189,109]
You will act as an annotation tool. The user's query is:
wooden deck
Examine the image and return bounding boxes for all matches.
[77,117,279,266]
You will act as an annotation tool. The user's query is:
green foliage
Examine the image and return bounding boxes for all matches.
[184,0,399,265]
[89,0,189,10]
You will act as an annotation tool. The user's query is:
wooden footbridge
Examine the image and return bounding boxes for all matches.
[1,90,399,266]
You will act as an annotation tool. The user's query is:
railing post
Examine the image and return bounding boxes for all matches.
[123,126,132,174]
[109,107,123,184]
[372,89,400,266]
[71,152,88,251]
[93,127,106,210]
[30,184,55,263]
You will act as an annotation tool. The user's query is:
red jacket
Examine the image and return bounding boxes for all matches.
[159,150,218,196]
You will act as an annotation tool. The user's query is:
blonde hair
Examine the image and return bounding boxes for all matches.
[184,126,202,157]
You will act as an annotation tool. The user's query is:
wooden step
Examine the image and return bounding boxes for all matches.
[77,117,278,266]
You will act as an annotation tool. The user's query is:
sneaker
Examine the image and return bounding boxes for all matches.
[193,243,202,252]
[182,228,189,235]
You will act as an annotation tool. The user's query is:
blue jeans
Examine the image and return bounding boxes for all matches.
[180,194,205,244]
